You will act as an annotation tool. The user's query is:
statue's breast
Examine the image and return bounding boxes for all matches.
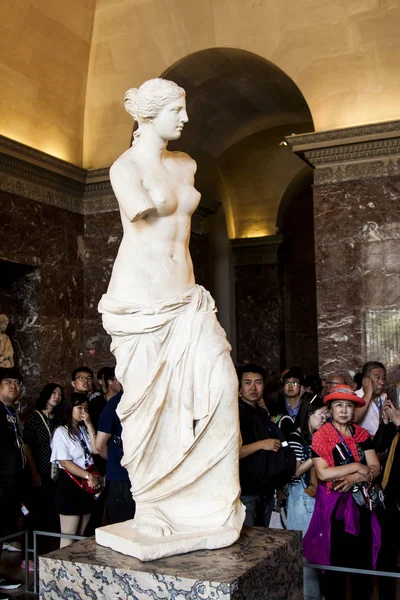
[141,176,200,218]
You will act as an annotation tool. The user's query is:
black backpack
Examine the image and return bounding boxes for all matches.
[240,403,297,491]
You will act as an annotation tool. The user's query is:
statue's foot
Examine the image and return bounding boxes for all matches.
[132,508,173,537]
[135,522,172,537]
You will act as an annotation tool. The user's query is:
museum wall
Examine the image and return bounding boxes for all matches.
[232,238,283,373]
[288,121,400,383]
[2,1,400,170]
[84,0,400,168]
[0,0,96,164]
[0,190,84,403]
[314,175,400,383]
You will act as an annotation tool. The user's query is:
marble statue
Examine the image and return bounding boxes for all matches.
[0,314,14,368]
[96,78,245,561]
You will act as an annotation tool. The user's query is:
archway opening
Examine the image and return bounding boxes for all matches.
[159,47,315,368]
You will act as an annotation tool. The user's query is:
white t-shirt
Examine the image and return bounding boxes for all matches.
[355,388,386,436]
[50,425,94,470]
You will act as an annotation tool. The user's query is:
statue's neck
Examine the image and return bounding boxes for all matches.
[135,127,168,159]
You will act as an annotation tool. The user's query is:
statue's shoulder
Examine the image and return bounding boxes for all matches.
[170,151,197,173]
[110,149,141,181]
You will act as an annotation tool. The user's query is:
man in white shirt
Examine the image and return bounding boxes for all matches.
[354,361,386,436]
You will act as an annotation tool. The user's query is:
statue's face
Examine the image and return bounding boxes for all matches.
[152,96,188,141]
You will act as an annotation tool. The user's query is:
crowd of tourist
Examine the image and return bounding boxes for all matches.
[0,359,399,599]
[238,360,400,600]
[0,365,134,599]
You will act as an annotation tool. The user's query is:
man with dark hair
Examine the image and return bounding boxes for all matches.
[96,375,135,525]
[238,363,295,527]
[97,367,121,401]
[354,361,387,436]
[323,373,346,397]
[87,366,121,431]
[0,367,24,596]
[282,366,304,420]
[71,366,94,395]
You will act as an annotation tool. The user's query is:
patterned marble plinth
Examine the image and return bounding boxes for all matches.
[39,527,302,600]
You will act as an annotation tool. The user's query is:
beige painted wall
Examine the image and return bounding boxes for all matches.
[84,0,400,168]
[2,0,400,168]
[0,0,96,164]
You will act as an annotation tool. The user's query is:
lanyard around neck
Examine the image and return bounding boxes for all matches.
[2,401,19,436]
[332,423,354,460]
[73,426,91,466]
[2,401,26,466]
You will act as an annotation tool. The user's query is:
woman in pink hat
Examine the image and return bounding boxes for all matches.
[303,384,381,600]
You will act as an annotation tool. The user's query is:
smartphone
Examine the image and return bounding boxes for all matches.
[387,386,400,408]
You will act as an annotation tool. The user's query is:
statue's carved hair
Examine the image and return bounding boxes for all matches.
[124,78,185,144]
[125,78,185,121]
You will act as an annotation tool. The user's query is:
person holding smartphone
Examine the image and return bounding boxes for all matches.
[51,393,100,547]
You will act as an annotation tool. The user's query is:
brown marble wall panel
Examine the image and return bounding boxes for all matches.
[234,263,282,372]
[82,215,214,378]
[0,191,84,402]
[190,231,213,294]
[314,176,400,382]
[82,211,122,373]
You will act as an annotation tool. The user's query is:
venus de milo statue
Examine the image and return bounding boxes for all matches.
[97,78,245,560]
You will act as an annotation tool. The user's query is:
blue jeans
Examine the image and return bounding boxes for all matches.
[240,494,274,527]
[287,482,320,600]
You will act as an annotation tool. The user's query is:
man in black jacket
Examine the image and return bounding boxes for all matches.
[0,367,24,596]
[238,363,294,527]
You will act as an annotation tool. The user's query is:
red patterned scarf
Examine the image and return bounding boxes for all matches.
[312,422,371,490]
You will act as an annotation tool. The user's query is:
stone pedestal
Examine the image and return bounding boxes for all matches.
[39,527,302,599]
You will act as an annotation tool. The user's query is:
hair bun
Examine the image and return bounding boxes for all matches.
[124,88,138,118]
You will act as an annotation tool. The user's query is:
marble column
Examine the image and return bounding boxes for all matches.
[232,235,284,372]
[287,121,400,382]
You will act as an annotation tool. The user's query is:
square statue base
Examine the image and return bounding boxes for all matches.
[96,519,240,561]
[39,527,303,600]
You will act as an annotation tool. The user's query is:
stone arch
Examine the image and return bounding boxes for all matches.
[159,47,314,240]
[155,48,315,364]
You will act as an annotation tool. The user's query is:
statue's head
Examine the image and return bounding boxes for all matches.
[0,314,9,333]
[124,78,185,124]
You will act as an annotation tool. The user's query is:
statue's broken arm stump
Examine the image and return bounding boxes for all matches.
[39,528,303,599]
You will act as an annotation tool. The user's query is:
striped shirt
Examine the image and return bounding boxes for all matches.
[288,430,307,485]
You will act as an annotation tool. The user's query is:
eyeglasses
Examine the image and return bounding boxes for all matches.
[1,379,22,386]
[75,375,93,382]
[284,380,300,387]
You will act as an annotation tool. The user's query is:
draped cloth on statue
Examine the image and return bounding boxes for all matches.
[98,284,244,539]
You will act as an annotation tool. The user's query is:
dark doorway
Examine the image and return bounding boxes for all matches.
[0,260,40,407]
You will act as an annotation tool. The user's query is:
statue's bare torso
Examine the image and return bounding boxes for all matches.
[107,147,201,305]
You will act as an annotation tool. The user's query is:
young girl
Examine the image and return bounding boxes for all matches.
[51,393,100,547]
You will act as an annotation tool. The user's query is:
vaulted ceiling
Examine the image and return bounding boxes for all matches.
[1,0,400,237]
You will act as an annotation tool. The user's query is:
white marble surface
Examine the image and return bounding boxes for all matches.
[97,79,244,560]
